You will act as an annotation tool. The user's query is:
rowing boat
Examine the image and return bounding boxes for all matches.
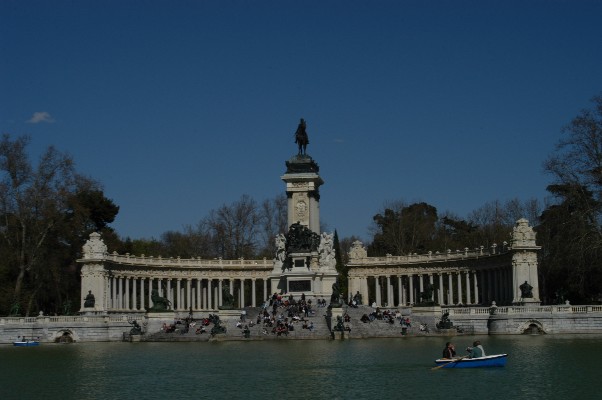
[434,354,507,368]
[13,339,40,347]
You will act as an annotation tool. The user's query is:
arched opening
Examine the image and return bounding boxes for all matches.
[521,321,545,335]
[55,331,75,343]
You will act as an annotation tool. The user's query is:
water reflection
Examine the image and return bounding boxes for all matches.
[1,336,601,400]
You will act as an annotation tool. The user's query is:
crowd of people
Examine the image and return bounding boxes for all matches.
[157,293,441,340]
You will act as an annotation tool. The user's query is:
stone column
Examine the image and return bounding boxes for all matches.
[465,271,471,305]
[438,274,444,305]
[408,275,414,305]
[214,285,219,309]
[118,276,123,310]
[419,274,424,296]
[132,277,138,310]
[375,276,381,307]
[104,275,110,310]
[472,271,479,304]
[167,279,172,305]
[111,276,117,310]
[218,279,223,307]
[263,279,268,305]
[176,279,181,311]
[241,279,246,308]
[456,272,462,304]
[203,279,213,310]
[148,279,153,308]
[252,279,257,307]
[207,280,212,309]
[429,274,434,301]
[139,278,145,310]
[448,273,454,305]
[401,276,406,306]
[186,279,192,311]
[386,276,391,306]
[397,276,402,306]
[196,280,201,310]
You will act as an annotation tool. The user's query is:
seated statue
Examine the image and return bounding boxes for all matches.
[520,281,533,298]
[84,290,95,308]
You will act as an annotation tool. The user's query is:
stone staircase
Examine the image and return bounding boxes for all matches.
[141,305,444,341]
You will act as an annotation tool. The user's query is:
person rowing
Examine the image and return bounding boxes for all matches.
[466,340,486,358]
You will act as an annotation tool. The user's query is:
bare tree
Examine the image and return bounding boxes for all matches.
[545,93,602,233]
[203,195,260,259]
[257,194,287,256]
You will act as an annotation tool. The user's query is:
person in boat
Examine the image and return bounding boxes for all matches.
[442,342,456,359]
[467,340,485,358]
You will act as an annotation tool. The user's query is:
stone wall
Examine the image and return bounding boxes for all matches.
[0,315,140,343]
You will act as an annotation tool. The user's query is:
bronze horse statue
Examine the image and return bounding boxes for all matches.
[295,118,309,155]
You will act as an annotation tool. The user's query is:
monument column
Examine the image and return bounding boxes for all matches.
[218,279,223,307]
[139,277,145,310]
[207,280,212,309]
[240,279,246,308]
[465,272,471,305]
[375,276,381,307]
[472,271,479,304]
[125,277,131,310]
[176,279,182,310]
[456,272,462,304]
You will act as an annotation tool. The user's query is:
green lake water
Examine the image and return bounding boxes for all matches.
[1,335,600,400]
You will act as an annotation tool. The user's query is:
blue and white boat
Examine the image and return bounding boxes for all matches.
[434,354,508,368]
[13,338,40,347]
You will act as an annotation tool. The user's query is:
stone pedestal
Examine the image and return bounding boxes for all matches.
[330,306,344,321]
[145,312,176,334]
[516,299,541,307]
[129,334,142,342]
[217,309,242,321]
[412,305,442,315]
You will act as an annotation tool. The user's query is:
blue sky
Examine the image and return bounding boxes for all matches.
[2,0,602,242]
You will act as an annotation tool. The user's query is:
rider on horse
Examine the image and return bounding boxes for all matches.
[295,118,309,155]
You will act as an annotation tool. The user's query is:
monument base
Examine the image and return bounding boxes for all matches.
[129,334,142,342]
[217,309,242,321]
[513,299,541,306]
[411,305,442,315]
[145,311,176,334]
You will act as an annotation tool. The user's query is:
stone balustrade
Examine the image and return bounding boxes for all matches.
[0,314,143,325]
[106,252,272,269]
[348,245,508,266]
[445,305,602,315]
